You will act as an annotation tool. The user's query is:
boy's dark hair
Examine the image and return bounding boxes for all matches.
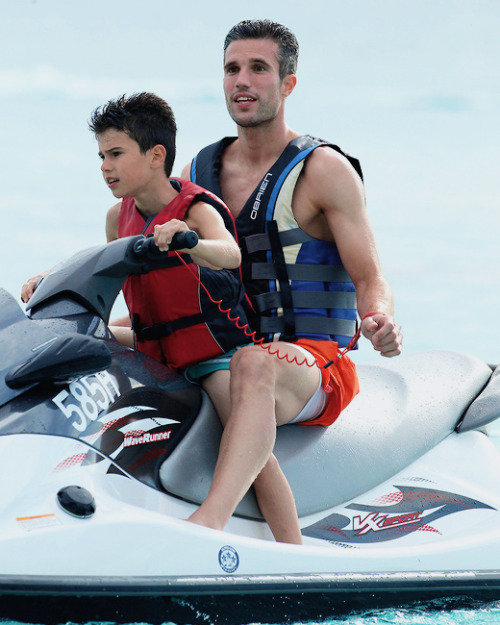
[89,92,177,177]
[224,19,299,80]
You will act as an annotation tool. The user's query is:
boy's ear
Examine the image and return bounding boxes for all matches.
[150,144,167,170]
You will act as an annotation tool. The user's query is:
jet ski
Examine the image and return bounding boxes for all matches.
[0,233,499,624]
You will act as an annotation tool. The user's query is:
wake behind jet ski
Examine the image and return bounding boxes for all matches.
[0,233,499,624]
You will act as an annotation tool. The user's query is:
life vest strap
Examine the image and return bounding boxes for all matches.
[259,315,357,337]
[133,309,220,342]
[251,262,352,282]
[244,227,314,253]
[267,220,297,341]
[254,290,357,313]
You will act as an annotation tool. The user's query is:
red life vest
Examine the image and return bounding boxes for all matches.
[118,178,250,370]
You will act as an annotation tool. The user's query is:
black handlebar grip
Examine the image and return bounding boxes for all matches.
[169,230,199,251]
[133,231,199,259]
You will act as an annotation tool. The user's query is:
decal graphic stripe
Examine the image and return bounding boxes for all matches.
[302,485,496,544]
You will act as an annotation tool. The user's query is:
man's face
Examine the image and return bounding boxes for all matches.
[98,129,153,199]
[223,38,290,128]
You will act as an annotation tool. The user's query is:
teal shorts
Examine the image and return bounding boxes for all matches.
[183,346,247,382]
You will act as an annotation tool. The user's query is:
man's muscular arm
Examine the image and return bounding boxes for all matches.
[295,147,402,357]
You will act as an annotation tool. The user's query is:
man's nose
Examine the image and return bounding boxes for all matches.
[235,68,251,88]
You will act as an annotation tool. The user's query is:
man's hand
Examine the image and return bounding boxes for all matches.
[361,312,403,358]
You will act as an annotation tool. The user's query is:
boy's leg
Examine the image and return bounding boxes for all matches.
[189,344,321,542]
[252,454,303,543]
[201,368,303,543]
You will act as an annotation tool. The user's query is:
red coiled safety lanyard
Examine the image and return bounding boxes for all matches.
[174,251,384,370]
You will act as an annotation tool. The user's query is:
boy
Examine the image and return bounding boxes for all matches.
[88,92,251,372]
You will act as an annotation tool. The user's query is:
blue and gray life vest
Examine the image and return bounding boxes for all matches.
[190,135,363,347]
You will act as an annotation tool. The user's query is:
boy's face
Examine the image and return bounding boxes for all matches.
[98,128,153,199]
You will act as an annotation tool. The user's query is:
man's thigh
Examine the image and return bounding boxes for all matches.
[264,343,322,426]
[202,344,322,426]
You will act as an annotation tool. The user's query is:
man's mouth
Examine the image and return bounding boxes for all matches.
[107,177,119,185]
[234,95,256,103]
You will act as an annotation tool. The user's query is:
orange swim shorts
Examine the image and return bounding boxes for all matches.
[292,338,360,427]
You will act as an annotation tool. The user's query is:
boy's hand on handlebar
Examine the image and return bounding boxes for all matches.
[153,219,193,252]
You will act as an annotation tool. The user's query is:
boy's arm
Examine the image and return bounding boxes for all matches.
[21,270,50,303]
[109,325,134,347]
[106,201,131,329]
[106,202,121,242]
[154,201,241,270]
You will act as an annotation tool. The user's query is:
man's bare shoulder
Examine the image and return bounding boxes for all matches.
[297,145,363,204]
[180,162,192,180]
[304,145,362,186]
[293,144,366,236]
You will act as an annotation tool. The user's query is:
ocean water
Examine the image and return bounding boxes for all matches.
[1,0,500,624]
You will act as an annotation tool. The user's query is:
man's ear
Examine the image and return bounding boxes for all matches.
[282,74,297,98]
[150,144,167,169]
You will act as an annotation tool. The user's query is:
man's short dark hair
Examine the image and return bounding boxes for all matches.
[89,92,177,177]
[224,19,299,80]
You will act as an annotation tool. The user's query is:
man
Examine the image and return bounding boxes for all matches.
[181,20,402,544]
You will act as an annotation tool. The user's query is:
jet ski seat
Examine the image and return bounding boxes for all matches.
[159,350,492,519]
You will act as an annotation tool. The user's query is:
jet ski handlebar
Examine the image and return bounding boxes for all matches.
[131,231,199,260]
[26,231,199,324]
